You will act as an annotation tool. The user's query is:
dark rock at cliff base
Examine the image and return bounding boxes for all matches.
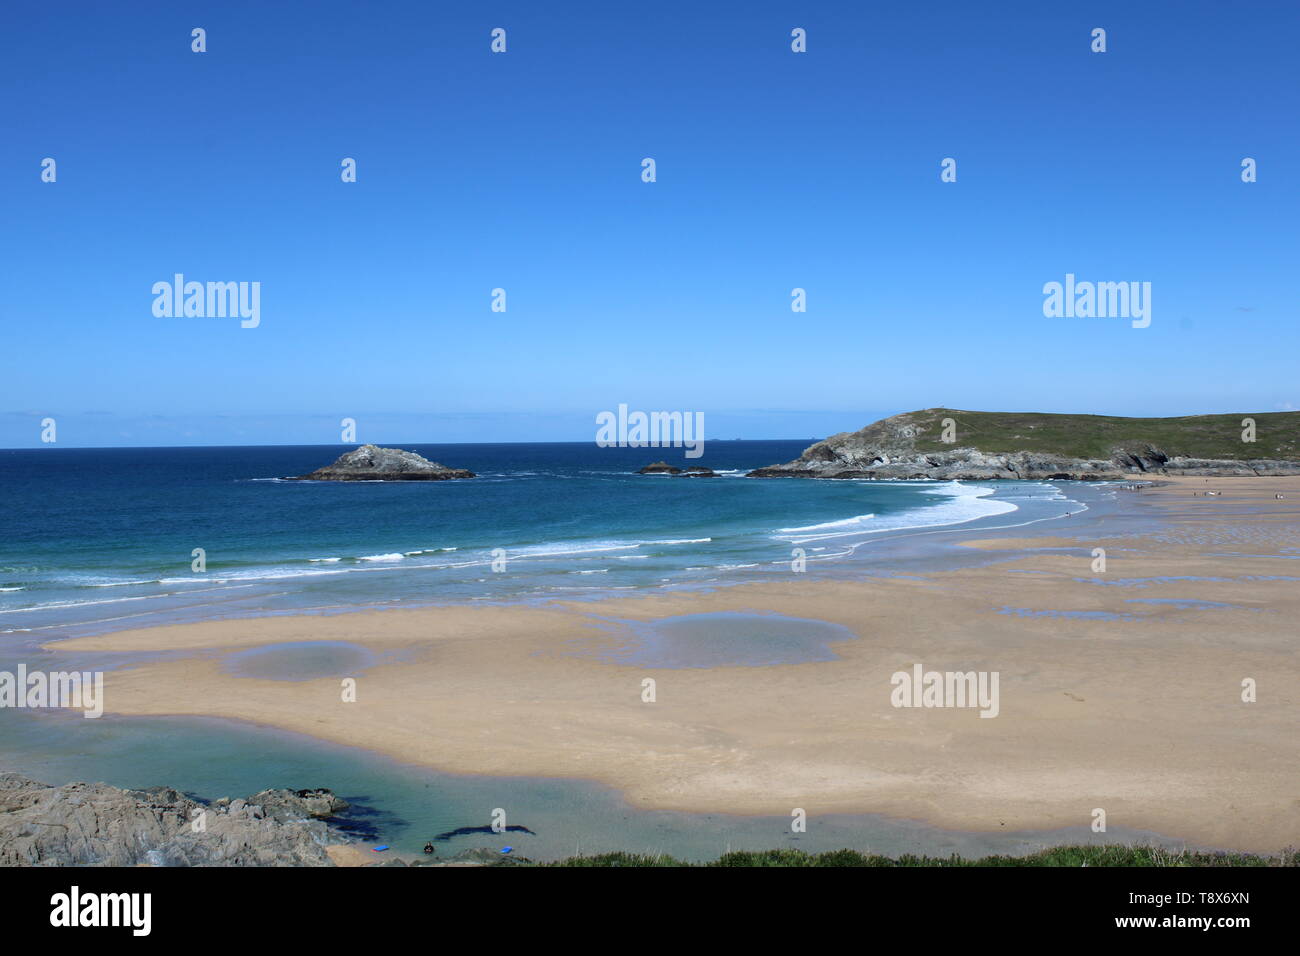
[637,461,682,474]
[0,773,354,866]
[745,408,1300,481]
[746,454,1125,481]
[289,444,475,481]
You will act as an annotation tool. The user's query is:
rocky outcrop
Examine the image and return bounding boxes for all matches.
[289,444,475,481]
[638,462,718,477]
[747,410,1300,480]
[747,452,1126,481]
[0,773,353,866]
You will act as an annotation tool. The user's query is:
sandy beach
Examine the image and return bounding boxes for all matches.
[44,476,1300,853]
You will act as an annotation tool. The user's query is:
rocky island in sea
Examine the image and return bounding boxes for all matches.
[747,407,1300,480]
[637,461,718,477]
[289,444,476,481]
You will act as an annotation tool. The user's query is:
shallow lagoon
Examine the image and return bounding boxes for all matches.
[590,612,858,668]
[222,641,377,681]
[0,709,1192,863]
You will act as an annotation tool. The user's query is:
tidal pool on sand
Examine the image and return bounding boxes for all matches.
[591,612,858,668]
[222,641,377,681]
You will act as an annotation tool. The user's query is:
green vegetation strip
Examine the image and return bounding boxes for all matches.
[891,408,1299,461]
[547,846,1297,867]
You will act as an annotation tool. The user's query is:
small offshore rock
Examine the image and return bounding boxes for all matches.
[290,444,475,481]
[675,466,718,478]
[637,461,682,475]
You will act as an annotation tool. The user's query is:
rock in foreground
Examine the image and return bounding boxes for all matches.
[290,444,475,481]
[0,773,352,866]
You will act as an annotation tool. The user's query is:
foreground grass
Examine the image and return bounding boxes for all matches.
[548,846,1298,867]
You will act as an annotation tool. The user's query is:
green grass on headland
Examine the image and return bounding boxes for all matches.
[548,846,1298,867]
[875,408,1299,461]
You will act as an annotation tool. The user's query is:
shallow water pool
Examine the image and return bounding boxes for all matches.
[590,611,858,668]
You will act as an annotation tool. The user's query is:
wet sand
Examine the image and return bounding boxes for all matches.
[44,476,1300,853]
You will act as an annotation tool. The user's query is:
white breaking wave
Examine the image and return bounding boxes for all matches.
[507,541,641,559]
[158,567,352,584]
[775,514,877,538]
[774,482,1017,545]
[0,592,170,613]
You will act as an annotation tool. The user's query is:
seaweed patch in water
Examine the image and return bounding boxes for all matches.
[433,824,537,841]
[331,796,407,840]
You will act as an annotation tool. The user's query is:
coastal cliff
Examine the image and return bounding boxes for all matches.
[747,408,1300,480]
[290,444,475,481]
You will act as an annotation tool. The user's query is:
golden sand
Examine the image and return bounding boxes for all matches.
[46,477,1300,852]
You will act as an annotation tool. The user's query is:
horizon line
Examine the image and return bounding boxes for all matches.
[0,437,824,453]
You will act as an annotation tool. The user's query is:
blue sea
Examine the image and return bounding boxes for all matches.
[0,441,1077,637]
[1,442,1143,862]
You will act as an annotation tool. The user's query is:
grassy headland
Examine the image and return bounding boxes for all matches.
[872,408,1298,461]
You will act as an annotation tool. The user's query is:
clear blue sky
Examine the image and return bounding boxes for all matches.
[2,0,1297,447]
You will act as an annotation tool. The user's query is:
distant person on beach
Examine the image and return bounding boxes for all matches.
[424,842,435,855]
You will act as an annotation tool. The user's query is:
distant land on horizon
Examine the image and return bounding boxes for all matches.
[5,408,1296,466]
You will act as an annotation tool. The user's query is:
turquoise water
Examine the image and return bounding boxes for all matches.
[0,441,1057,636]
[0,709,1188,863]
